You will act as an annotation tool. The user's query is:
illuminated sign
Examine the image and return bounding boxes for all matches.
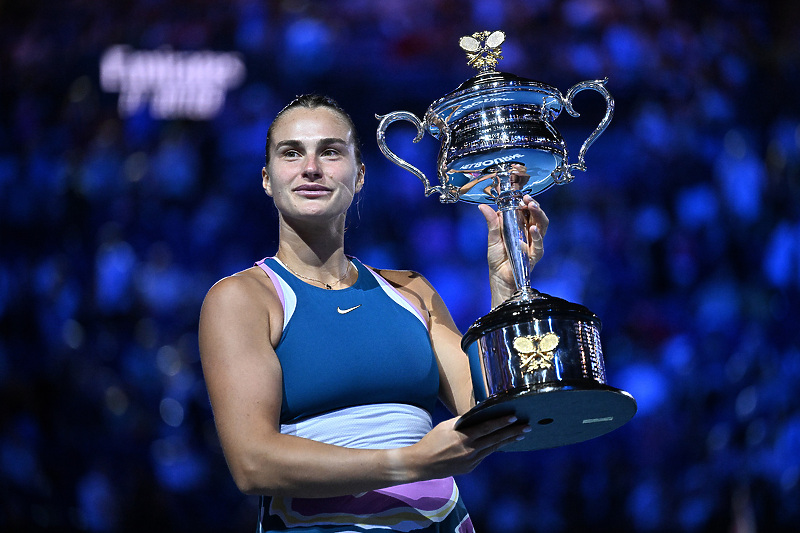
[100,45,246,120]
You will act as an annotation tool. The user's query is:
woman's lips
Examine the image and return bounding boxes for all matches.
[294,184,331,198]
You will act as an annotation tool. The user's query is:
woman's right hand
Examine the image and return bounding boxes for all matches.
[401,415,531,480]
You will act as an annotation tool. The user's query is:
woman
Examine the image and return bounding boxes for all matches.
[198,94,549,532]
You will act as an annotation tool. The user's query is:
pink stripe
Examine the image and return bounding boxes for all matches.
[255,258,286,311]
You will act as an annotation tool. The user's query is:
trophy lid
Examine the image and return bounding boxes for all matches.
[425,31,564,139]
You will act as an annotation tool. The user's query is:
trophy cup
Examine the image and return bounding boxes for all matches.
[376,31,636,451]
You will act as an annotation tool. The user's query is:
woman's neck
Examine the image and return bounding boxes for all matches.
[274,215,352,287]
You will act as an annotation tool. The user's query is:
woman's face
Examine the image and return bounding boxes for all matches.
[263,106,364,224]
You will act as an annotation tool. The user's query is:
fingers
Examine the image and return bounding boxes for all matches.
[416,415,531,478]
[458,414,518,437]
[479,204,507,266]
[521,195,548,237]
[478,203,500,232]
[459,415,531,454]
[520,195,547,265]
[473,426,531,460]
[480,196,547,239]
[513,195,546,267]
[530,224,544,264]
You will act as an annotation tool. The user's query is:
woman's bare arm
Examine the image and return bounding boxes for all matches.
[376,269,474,417]
[376,195,548,417]
[199,268,526,498]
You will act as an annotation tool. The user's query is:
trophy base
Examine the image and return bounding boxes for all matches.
[455,381,637,451]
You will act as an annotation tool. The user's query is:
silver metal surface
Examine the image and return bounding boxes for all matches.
[457,292,637,450]
[377,31,635,450]
[473,316,605,399]
[376,75,613,205]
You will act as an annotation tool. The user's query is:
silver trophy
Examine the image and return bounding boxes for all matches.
[377,31,636,451]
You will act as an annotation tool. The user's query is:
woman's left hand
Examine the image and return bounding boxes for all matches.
[478,187,549,308]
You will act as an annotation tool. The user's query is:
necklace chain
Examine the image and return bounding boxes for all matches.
[283,260,352,290]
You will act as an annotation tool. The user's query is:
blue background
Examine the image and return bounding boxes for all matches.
[1,1,799,531]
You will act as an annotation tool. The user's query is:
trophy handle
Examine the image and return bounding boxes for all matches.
[376,111,459,202]
[562,78,615,176]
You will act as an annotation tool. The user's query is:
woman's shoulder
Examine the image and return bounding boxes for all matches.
[200,266,285,346]
[203,266,282,311]
[365,265,437,300]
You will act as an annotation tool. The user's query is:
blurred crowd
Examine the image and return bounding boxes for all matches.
[1,0,799,531]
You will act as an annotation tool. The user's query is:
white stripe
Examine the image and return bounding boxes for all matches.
[270,258,298,331]
[280,403,432,449]
[364,268,428,330]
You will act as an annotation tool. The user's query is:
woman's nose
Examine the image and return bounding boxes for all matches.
[302,156,322,178]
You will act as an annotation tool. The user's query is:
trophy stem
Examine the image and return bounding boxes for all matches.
[494,164,540,303]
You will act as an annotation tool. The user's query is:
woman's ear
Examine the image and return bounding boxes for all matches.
[355,163,365,193]
[262,166,272,196]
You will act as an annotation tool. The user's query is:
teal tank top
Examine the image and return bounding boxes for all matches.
[256,257,440,424]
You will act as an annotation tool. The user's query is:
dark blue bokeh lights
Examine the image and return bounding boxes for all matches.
[1,1,799,531]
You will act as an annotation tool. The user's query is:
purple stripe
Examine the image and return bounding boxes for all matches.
[457,514,475,533]
[289,493,403,516]
[255,258,285,310]
[375,477,454,510]
[288,478,455,516]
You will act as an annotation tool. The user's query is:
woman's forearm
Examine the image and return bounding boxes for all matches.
[227,433,422,497]
[227,415,527,498]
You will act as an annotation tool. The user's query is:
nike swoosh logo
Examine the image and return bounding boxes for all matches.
[337,305,361,315]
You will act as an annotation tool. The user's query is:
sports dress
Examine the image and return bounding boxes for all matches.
[254,257,474,533]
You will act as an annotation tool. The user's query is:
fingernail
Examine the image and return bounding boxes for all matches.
[522,425,532,433]
[508,416,518,423]
[515,435,526,441]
